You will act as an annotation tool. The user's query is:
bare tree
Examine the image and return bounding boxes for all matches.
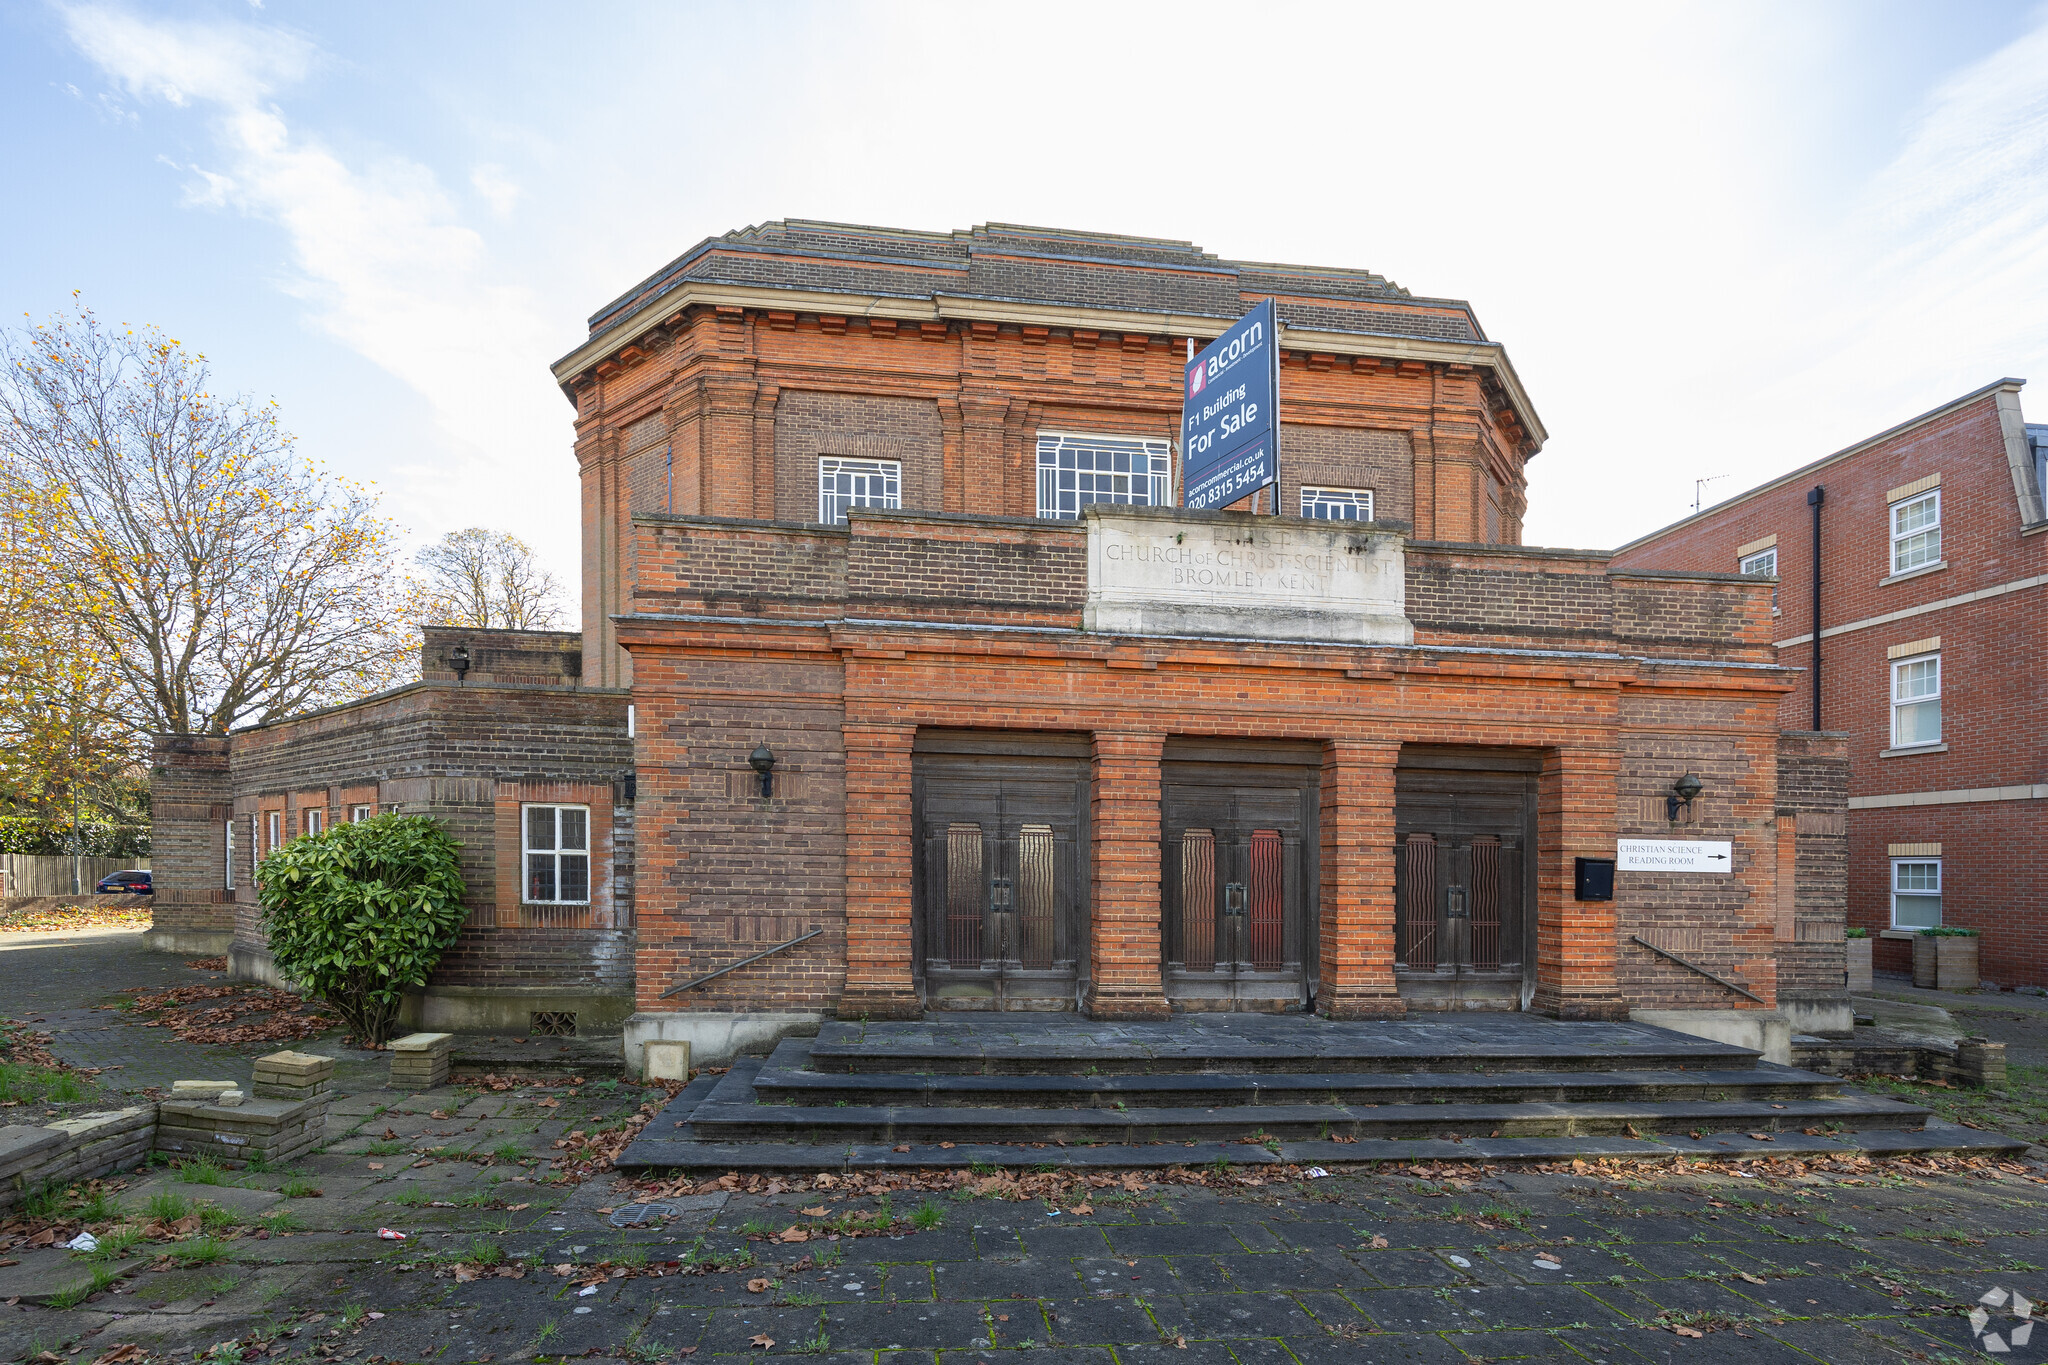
[413,527,567,630]
[0,300,412,739]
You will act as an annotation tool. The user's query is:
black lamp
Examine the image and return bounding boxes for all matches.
[449,646,470,684]
[748,743,777,798]
[1667,771,1704,823]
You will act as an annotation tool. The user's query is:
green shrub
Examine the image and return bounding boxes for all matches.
[1844,927,1867,939]
[258,814,468,1047]
[1918,927,1979,937]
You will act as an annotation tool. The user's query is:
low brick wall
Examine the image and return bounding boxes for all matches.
[0,1108,156,1215]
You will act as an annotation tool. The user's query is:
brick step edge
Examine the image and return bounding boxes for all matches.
[615,1125,2029,1173]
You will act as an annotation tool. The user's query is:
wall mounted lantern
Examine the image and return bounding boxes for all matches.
[1666,771,1704,823]
[748,743,777,798]
[449,645,471,683]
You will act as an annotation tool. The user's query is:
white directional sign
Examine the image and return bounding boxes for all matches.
[1616,839,1733,873]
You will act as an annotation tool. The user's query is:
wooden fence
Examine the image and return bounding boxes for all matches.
[1,855,147,898]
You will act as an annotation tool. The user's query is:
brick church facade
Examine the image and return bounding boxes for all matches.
[151,221,1851,1059]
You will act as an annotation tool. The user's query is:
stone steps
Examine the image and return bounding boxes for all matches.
[754,1057,1843,1110]
[615,1017,2025,1172]
[809,1017,1762,1076]
[689,1092,1929,1144]
[617,1123,2029,1174]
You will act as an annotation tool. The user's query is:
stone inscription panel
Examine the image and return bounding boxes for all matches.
[1083,509,1411,646]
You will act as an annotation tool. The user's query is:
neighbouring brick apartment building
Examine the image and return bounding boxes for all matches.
[1613,380,2048,988]
[152,220,1853,1059]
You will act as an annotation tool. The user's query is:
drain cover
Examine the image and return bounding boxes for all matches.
[608,1202,680,1227]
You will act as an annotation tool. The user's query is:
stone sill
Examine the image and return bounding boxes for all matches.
[1879,743,1948,758]
[1880,930,1921,940]
[1879,560,1948,587]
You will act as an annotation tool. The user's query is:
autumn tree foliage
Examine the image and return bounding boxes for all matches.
[413,526,567,630]
[0,301,412,782]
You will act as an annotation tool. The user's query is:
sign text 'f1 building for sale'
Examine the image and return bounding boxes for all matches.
[1181,298,1280,512]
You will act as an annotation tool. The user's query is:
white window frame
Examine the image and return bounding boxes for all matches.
[304,808,323,836]
[1035,432,1171,520]
[1890,857,1943,930]
[1740,546,1779,612]
[250,817,261,880]
[224,820,236,892]
[818,457,901,525]
[350,804,374,823]
[1890,489,1941,574]
[1300,486,1374,521]
[265,810,281,853]
[1890,652,1942,749]
[523,803,592,906]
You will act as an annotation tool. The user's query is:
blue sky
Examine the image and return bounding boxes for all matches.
[5,1,2046,588]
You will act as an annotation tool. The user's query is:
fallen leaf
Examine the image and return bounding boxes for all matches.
[746,1278,771,1294]
[891,1145,909,1153]
[1738,1272,1766,1285]
[777,1227,808,1243]
[1367,1234,1389,1249]
[382,1129,399,1140]
[677,1351,696,1358]
[366,1163,384,1172]
[801,1206,829,1218]
[431,1110,452,1120]
[1672,1324,1704,1338]
[1746,1133,1774,1142]
[1069,1202,1092,1216]
[365,1313,385,1321]
[939,1141,956,1149]
[748,1335,774,1349]
[90,1345,147,1365]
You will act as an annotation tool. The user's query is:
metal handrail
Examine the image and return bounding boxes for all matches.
[1629,934,1766,1006]
[659,927,823,999]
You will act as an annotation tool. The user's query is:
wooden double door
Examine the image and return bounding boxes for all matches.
[1160,745,1319,1012]
[913,740,1090,1011]
[1393,750,1537,1010]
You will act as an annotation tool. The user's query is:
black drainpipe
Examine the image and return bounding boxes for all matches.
[1806,485,1825,729]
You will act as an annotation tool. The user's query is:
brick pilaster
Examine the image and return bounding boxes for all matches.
[1318,740,1406,1019]
[1532,744,1629,1019]
[838,724,921,1019]
[1084,731,1170,1018]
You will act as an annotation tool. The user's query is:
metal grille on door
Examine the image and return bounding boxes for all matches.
[1403,832,1438,969]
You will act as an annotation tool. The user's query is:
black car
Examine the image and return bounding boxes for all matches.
[95,869,152,894]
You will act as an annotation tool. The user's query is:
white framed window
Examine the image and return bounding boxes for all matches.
[1891,490,1941,574]
[1300,486,1374,521]
[818,458,900,525]
[303,808,323,836]
[1035,432,1170,520]
[350,804,374,823]
[224,821,236,892]
[265,810,281,852]
[1891,653,1941,748]
[250,818,261,880]
[524,804,591,905]
[1891,858,1942,929]
[1741,546,1778,611]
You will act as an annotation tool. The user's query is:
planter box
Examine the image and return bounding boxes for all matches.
[1912,934,1979,991]
[1845,937,1873,994]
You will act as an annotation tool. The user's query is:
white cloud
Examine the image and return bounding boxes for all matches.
[62,3,310,107]
[61,5,570,573]
[470,164,521,217]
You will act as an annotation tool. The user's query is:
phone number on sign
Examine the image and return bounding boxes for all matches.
[1188,452,1270,510]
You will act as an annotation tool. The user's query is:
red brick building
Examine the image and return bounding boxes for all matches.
[152,220,1853,1061]
[1613,380,2048,988]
